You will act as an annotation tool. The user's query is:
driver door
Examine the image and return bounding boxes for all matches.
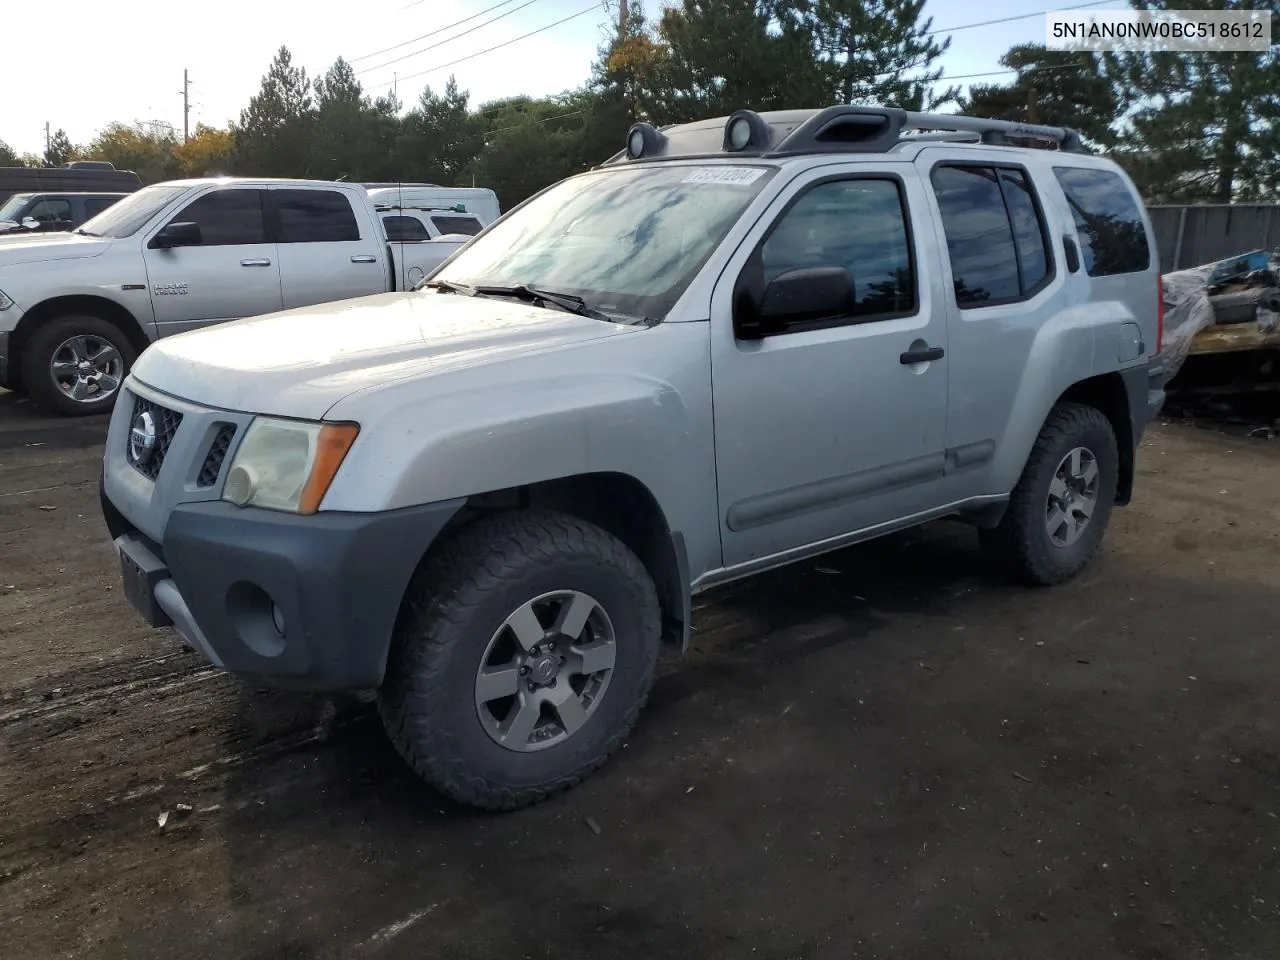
[709,164,951,569]
[142,186,283,336]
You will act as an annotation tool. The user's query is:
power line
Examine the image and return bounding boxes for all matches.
[350,0,526,63]
[926,0,1114,37]
[355,0,543,77]
[369,2,605,87]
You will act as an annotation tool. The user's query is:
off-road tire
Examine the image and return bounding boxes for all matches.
[378,510,662,811]
[22,314,136,417]
[981,402,1119,586]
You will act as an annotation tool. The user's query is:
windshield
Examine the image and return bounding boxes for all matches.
[433,163,777,321]
[77,184,189,238]
[0,194,33,221]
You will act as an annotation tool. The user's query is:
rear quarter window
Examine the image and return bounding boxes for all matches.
[1052,166,1151,277]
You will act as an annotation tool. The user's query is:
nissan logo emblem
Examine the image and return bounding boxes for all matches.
[129,410,157,465]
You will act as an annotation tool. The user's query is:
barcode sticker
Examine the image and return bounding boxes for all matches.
[682,167,766,185]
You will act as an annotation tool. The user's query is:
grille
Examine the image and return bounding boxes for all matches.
[126,396,183,480]
[197,423,237,488]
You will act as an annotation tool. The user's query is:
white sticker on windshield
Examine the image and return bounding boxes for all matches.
[682,167,765,185]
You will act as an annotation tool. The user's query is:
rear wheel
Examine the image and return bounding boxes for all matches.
[981,402,1119,586]
[22,315,136,417]
[378,510,662,810]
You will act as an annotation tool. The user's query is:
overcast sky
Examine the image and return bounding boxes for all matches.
[3,0,1089,156]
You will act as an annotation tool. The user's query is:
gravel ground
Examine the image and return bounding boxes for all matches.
[2,389,1279,960]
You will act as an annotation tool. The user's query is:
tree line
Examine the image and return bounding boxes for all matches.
[2,0,1276,209]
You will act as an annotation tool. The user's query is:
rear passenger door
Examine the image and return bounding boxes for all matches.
[913,152,1065,500]
[269,188,388,309]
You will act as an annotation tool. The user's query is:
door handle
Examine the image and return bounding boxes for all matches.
[240,258,271,267]
[900,345,944,364]
[351,255,377,264]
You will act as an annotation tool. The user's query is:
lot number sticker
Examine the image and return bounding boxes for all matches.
[682,167,766,185]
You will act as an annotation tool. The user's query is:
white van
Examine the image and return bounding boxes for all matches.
[365,186,500,230]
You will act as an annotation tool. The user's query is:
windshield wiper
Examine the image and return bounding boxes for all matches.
[73,228,101,237]
[420,278,475,295]
[471,284,621,323]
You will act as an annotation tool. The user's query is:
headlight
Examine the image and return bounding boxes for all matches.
[221,417,358,514]
[0,289,14,311]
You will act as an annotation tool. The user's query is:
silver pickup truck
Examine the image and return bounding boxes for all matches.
[0,178,480,415]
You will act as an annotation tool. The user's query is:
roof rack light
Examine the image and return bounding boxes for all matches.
[723,110,771,152]
[625,122,667,160]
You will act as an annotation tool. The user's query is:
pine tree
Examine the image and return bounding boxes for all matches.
[1105,0,1279,202]
[233,46,315,176]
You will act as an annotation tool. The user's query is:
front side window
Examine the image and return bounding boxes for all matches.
[1052,166,1151,276]
[27,198,73,223]
[275,189,360,243]
[760,177,916,321]
[433,163,778,322]
[931,164,1053,308]
[168,189,267,245]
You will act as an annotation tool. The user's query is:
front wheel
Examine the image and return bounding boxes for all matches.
[22,315,136,417]
[378,510,662,811]
[981,402,1119,586]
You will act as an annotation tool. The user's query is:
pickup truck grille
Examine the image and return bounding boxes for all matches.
[125,396,183,481]
[196,423,237,488]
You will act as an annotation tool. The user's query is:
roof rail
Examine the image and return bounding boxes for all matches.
[769,106,1088,156]
[598,105,1089,167]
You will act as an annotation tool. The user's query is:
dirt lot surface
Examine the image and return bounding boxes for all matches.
[2,388,1279,960]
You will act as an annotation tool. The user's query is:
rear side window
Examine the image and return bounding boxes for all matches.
[430,214,483,237]
[169,189,267,245]
[275,190,360,243]
[85,197,118,218]
[383,215,430,241]
[1052,166,1151,276]
[931,164,1053,308]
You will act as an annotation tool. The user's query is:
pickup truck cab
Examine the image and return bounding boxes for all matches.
[101,106,1165,811]
[0,191,129,235]
[0,178,471,415]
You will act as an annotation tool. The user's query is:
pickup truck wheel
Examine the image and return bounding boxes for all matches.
[981,402,1118,586]
[22,315,136,417]
[378,510,662,811]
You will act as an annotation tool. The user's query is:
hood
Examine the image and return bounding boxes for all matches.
[0,230,110,265]
[131,290,649,419]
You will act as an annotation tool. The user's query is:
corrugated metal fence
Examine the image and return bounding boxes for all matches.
[1148,204,1280,273]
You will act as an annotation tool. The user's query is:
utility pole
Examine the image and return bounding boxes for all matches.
[618,0,628,31]
[181,69,192,140]
[44,121,51,156]
[1026,86,1038,125]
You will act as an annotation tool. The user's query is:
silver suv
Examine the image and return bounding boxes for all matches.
[101,107,1166,810]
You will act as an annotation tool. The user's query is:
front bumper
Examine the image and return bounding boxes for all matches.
[0,329,11,386]
[103,477,464,691]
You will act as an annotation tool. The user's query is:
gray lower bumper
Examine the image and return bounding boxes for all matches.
[106,491,466,692]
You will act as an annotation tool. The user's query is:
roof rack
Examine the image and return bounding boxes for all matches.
[600,105,1088,167]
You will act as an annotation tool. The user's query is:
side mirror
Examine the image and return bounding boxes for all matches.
[152,221,202,249]
[21,216,40,230]
[735,266,855,339]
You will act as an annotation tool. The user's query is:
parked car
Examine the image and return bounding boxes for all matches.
[0,191,129,235]
[0,161,141,207]
[366,185,500,227]
[100,106,1165,811]
[0,177,481,415]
